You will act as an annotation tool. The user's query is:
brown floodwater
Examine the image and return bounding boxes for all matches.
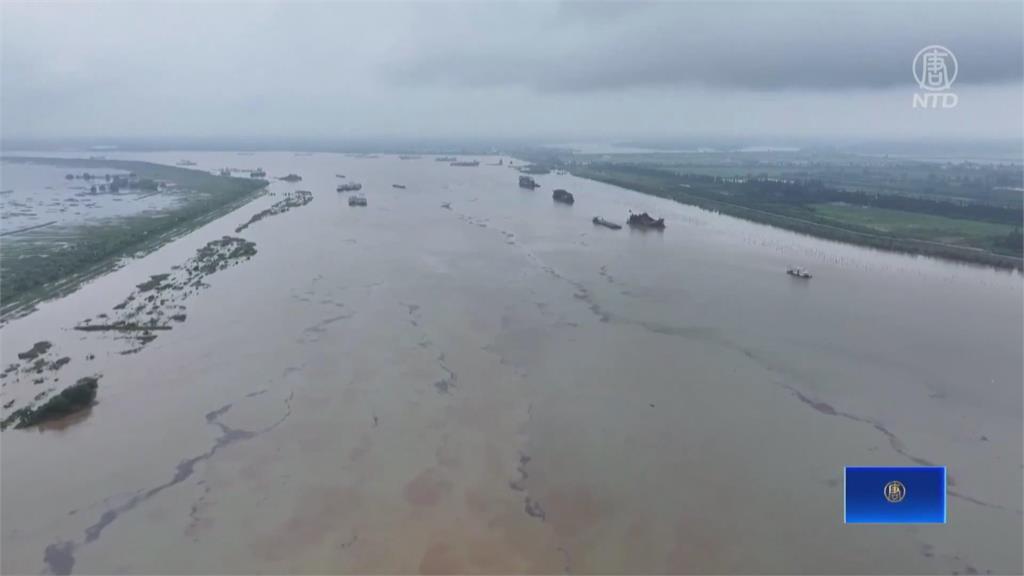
[1,151,1021,574]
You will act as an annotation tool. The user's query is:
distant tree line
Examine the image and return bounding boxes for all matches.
[573,163,1024,268]
[654,169,1023,226]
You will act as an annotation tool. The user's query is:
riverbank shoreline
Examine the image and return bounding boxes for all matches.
[570,165,1023,271]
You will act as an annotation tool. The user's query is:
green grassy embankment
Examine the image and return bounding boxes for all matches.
[571,164,1022,269]
[1,157,268,320]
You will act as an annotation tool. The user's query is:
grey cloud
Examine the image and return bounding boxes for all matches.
[1,1,1020,141]
[387,2,1023,92]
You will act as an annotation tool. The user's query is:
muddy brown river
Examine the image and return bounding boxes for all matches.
[2,152,1021,574]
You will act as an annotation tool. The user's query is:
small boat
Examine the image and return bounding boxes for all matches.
[592,217,621,230]
[336,174,346,178]
[440,202,452,210]
[279,174,302,182]
[519,175,539,189]
[786,267,812,279]
[435,156,457,162]
[348,195,367,207]
[337,182,363,192]
[627,212,666,229]
[392,184,407,189]
[552,188,574,205]
[450,160,480,167]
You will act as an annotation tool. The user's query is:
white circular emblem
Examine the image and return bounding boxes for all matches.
[913,45,958,92]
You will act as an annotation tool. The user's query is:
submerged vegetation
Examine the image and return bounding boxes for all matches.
[16,340,53,360]
[1,158,313,424]
[75,236,258,350]
[1,157,267,320]
[235,190,313,233]
[1,376,98,430]
[2,234,265,429]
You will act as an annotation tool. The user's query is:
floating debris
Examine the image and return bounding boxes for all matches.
[524,496,546,520]
[510,452,530,492]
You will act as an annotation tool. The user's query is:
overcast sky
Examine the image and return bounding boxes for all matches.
[2,1,1021,144]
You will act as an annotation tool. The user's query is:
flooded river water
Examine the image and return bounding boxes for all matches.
[1,152,1021,574]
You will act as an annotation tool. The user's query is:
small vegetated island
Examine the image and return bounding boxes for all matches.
[1,157,268,320]
[1,376,99,430]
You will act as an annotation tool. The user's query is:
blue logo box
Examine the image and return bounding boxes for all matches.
[845,466,946,524]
